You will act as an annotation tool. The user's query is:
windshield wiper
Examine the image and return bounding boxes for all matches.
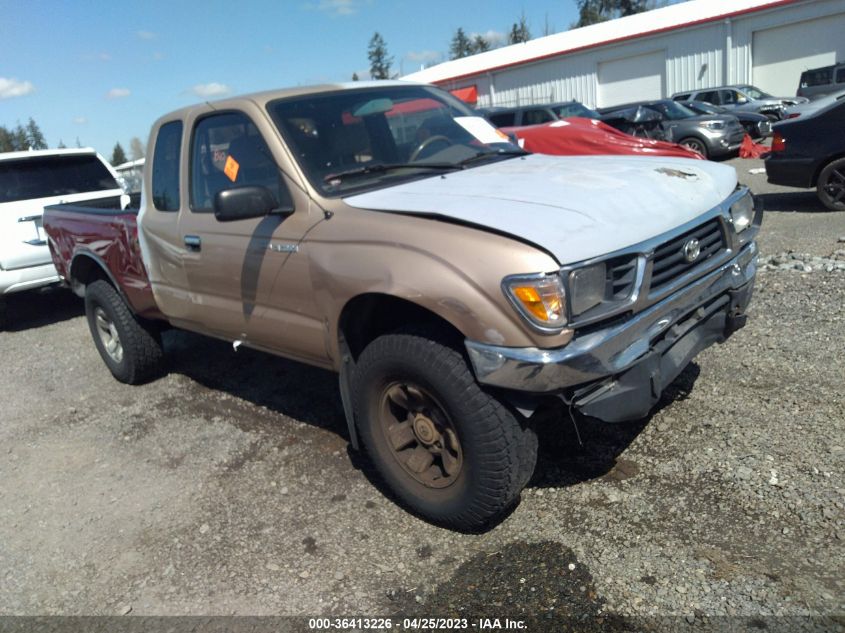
[324,162,458,183]
[455,148,529,167]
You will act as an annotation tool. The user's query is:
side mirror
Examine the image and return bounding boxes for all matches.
[213,186,293,222]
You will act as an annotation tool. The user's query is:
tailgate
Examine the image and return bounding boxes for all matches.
[1,191,123,270]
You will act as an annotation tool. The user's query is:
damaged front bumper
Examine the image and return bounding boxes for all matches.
[466,241,758,422]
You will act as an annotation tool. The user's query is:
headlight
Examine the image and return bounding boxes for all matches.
[569,263,606,316]
[503,273,567,331]
[730,191,754,232]
[701,120,725,130]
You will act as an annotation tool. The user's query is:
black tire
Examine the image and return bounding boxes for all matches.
[817,157,845,211]
[0,297,6,331]
[353,328,537,530]
[679,137,709,159]
[84,280,164,384]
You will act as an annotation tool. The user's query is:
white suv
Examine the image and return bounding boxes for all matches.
[0,148,125,327]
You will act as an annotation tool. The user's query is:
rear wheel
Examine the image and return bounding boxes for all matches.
[817,157,845,211]
[679,137,709,158]
[85,280,164,384]
[353,328,537,530]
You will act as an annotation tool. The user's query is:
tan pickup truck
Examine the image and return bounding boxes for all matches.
[44,81,761,529]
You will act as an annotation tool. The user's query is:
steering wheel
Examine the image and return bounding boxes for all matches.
[409,135,453,162]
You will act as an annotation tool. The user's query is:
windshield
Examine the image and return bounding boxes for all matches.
[647,101,697,120]
[267,85,521,196]
[739,85,771,100]
[552,102,600,119]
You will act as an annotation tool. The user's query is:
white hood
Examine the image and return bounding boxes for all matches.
[344,154,737,264]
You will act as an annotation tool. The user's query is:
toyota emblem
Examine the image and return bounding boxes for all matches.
[683,238,701,263]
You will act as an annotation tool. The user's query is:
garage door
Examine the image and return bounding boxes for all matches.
[753,14,845,97]
[597,50,665,107]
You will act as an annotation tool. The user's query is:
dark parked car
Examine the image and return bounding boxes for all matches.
[478,101,601,128]
[766,98,845,211]
[600,99,745,158]
[681,100,771,139]
[671,85,808,120]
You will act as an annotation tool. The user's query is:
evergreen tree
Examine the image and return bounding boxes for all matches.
[351,72,359,81]
[450,28,473,59]
[57,139,67,149]
[508,13,531,44]
[367,32,393,80]
[111,142,127,166]
[574,0,649,27]
[25,118,47,149]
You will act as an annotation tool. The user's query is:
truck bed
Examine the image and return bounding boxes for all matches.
[43,197,162,319]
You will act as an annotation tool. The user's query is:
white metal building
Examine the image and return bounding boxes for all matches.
[403,0,845,108]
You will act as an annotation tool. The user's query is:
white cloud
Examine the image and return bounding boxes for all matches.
[73,116,87,125]
[152,51,165,61]
[190,82,232,98]
[0,77,35,99]
[106,87,131,99]
[137,30,156,40]
[306,0,359,17]
[471,30,507,47]
[405,50,442,64]
[99,52,112,61]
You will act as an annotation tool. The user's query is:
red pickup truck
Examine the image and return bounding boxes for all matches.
[43,82,761,529]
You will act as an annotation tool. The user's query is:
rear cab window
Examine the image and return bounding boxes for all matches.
[801,67,833,87]
[151,121,183,211]
[0,155,119,203]
[488,112,517,127]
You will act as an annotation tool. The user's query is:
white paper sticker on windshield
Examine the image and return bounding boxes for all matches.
[454,116,511,144]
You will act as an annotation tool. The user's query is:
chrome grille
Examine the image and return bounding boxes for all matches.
[649,219,725,294]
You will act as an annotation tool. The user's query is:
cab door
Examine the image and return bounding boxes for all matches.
[178,108,328,363]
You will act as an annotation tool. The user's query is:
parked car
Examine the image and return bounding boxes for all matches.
[478,101,601,128]
[797,62,845,100]
[600,99,746,158]
[783,88,845,119]
[766,97,845,210]
[597,105,667,141]
[680,100,772,139]
[671,85,809,120]
[44,81,761,530]
[0,148,126,328]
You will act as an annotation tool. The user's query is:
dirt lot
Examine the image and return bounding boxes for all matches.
[1,156,843,629]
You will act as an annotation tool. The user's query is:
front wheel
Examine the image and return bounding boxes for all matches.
[679,137,709,158]
[85,280,165,384]
[817,157,845,211]
[353,329,537,530]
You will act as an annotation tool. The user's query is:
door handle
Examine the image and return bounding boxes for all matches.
[184,235,202,251]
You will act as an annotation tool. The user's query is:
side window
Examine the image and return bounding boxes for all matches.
[698,91,719,105]
[802,68,833,87]
[151,121,182,211]
[673,93,691,102]
[488,112,516,127]
[836,68,845,84]
[190,111,289,212]
[523,109,555,125]
[720,90,738,104]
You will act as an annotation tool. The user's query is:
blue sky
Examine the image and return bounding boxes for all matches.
[2,1,594,157]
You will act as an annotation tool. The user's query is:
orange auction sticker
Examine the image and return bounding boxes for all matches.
[224,156,240,182]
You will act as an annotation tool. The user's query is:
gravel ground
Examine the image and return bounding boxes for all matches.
[0,156,843,630]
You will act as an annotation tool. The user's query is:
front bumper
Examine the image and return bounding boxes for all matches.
[466,241,758,420]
